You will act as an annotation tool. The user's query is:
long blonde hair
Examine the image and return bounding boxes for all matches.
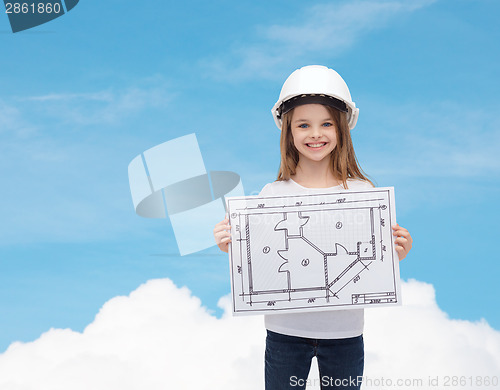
[276,105,374,189]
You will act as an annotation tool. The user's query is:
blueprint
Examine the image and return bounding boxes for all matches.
[227,187,401,315]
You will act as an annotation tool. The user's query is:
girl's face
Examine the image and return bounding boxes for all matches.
[290,104,338,165]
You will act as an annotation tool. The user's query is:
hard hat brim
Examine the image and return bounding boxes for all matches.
[277,94,348,120]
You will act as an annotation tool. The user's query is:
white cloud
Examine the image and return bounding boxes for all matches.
[358,100,500,179]
[202,0,437,81]
[0,100,38,138]
[14,80,173,126]
[264,1,431,51]
[21,91,114,102]
[363,280,500,388]
[0,279,266,390]
[0,79,174,245]
[0,278,498,390]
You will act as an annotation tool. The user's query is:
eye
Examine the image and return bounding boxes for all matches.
[322,122,333,127]
[298,123,309,129]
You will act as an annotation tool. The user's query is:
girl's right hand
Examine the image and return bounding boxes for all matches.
[213,217,231,253]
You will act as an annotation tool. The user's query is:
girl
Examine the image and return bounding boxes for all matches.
[214,65,413,389]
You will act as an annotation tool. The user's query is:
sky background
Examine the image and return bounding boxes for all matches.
[0,0,499,387]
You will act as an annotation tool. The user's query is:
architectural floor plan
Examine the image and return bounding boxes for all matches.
[227,187,401,315]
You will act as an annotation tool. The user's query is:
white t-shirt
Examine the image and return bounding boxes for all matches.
[258,178,374,339]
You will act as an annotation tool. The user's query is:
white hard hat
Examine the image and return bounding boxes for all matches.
[271,65,359,130]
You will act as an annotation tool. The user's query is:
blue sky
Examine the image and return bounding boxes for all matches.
[0,0,499,354]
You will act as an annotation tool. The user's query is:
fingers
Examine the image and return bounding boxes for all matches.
[214,217,232,253]
[394,245,406,261]
[392,224,412,241]
[214,217,230,231]
[394,236,410,253]
[213,228,231,244]
[214,217,230,230]
[392,223,413,261]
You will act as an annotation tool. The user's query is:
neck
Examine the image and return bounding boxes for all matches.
[291,158,340,188]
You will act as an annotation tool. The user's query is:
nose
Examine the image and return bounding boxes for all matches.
[310,124,323,138]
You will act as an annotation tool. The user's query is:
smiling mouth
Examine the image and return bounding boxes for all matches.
[306,142,327,149]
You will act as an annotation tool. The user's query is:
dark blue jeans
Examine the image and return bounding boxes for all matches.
[265,330,364,390]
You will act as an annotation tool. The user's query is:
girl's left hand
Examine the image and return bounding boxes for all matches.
[392,223,413,261]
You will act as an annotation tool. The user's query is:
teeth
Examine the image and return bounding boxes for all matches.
[307,143,326,148]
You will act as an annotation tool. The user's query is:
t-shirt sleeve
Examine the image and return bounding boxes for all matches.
[364,180,375,189]
[347,179,375,190]
[258,182,274,196]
